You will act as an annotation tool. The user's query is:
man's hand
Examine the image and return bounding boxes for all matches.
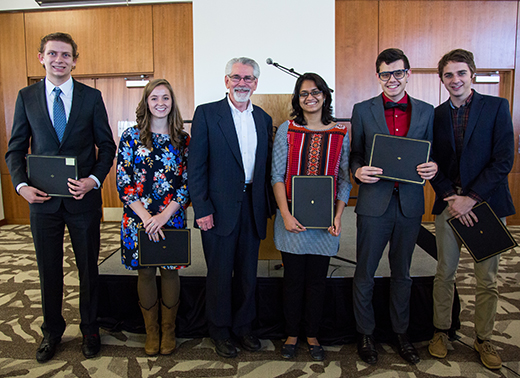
[444,195,478,227]
[68,177,96,200]
[196,214,214,231]
[355,166,382,184]
[19,185,51,204]
[417,161,438,180]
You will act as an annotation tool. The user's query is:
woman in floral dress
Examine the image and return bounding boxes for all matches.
[116,79,189,356]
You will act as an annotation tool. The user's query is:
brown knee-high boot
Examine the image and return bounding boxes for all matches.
[160,300,179,355]
[140,301,160,356]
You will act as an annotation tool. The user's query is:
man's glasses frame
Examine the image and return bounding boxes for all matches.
[227,75,256,84]
[378,69,409,82]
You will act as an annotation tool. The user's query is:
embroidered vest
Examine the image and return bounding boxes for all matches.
[285,120,347,201]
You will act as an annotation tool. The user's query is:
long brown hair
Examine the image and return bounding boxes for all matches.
[135,79,186,149]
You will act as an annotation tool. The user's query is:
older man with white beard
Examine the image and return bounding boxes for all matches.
[188,57,274,358]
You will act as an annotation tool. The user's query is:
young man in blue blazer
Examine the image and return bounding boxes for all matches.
[428,49,515,370]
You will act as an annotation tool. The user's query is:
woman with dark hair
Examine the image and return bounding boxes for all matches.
[272,73,352,361]
[116,79,189,356]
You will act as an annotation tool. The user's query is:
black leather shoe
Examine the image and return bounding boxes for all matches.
[36,336,61,363]
[395,333,420,364]
[357,334,378,364]
[239,334,261,352]
[281,343,298,359]
[308,344,325,361]
[212,338,238,358]
[82,334,101,359]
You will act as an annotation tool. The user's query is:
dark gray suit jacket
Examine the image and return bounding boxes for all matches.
[430,91,515,218]
[350,94,434,218]
[5,79,116,214]
[188,97,273,238]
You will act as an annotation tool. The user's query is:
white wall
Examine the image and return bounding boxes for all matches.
[0,0,335,106]
[193,0,335,105]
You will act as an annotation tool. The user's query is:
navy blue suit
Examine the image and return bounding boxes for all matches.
[188,97,273,339]
[430,91,515,217]
[5,79,116,339]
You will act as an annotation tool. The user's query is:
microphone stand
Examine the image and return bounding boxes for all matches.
[266,58,301,78]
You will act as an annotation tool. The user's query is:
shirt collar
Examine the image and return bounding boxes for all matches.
[382,92,408,104]
[45,76,74,97]
[449,89,474,109]
[227,94,253,114]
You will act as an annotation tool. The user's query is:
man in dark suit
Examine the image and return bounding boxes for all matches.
[5,32,116,362]
[428,49,515,370]
[188,57,273,358]
[350,48,437,365]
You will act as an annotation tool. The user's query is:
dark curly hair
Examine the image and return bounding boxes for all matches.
[291,73,333,126]
[375,48,410,73]
[135,79,187,150]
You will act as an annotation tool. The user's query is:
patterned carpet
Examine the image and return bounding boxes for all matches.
[0,222,519,377]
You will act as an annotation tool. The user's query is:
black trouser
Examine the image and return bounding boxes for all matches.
[281,252,330,338]
[31,203,101,339]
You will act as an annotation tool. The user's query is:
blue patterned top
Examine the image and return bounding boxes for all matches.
[116,126,189,269]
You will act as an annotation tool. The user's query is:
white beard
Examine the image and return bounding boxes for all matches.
[232,87,251,103]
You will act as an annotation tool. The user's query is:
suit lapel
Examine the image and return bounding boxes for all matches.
[370,95,389,134]
[252,105,267,163]
[217,98,244,169]
[36,81,60,143]
[439,101,456,152]
[463,91,483,151]
[61,79,84,144]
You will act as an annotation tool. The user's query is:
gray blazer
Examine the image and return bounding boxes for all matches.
[350,94,434,218]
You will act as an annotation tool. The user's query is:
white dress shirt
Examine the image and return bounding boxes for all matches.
[227,95,257,184]
[45,76,74,125]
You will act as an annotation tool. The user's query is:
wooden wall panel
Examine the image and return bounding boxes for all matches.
[379,1,517,70]
[406,71,441,107]
[152,3,194,125]
[1,175,30,224]
[0,13,30,223]
[512,2,520,178]
[24,5,154,77]
[507,173,520,224]
[335,0,380,119]
[0,13,28,175]
[95,77,144,209]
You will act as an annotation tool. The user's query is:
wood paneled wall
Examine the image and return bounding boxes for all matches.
[0,3,193,224]
[336,0,520,224]
[0,12,31,223]
[25,6,154,77]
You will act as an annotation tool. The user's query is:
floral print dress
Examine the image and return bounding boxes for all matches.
[116,126,189,270]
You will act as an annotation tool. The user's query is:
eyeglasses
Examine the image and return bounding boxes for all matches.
[228,75,256,84]
[299,90,323,98]
[378,69,408,81]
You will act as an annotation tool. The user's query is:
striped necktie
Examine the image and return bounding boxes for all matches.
[53,87,66,142]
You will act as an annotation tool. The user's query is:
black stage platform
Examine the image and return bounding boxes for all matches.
[98,273,460,345]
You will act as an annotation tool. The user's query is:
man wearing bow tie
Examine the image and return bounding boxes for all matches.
[350,48,437,365]
[5,32,116,362]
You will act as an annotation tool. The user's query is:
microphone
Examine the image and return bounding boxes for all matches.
[265,58,300,78]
